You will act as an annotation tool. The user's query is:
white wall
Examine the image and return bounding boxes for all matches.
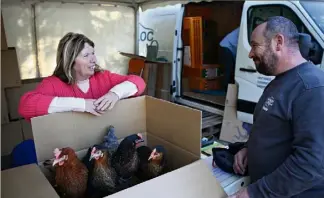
[2,2,135,79]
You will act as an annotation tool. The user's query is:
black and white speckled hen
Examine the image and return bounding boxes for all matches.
[82,126,120,197]
[87,145,118,198]
[111,133,144,187]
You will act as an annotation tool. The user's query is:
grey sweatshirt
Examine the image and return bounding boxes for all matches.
[247,61,324,198]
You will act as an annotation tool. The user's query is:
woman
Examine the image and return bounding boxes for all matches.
[19,32,146,121]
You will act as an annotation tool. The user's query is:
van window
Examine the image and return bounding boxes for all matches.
[247,4,323,65]
[300,1,324,34]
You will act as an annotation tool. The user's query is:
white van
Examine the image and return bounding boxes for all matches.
[139,0,324,125]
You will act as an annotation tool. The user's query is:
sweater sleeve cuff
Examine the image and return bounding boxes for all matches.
[109,81,138,99]
[48,97,85,114]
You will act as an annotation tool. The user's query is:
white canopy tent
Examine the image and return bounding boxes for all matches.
[1,0,215,79]
[1,0,215,10]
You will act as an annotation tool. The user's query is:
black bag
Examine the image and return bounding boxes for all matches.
[212,142,249,176]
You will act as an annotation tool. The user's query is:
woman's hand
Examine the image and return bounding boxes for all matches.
[94,92,120,112]
[85,99,102,116]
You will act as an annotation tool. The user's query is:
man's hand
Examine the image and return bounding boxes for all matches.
[85,99,101,116]
[228,187,250,198]
[94,92,120,112]
[234,148,248,175]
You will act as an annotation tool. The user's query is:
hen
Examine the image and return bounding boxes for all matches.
[111,133,144,187]
[82,126,119,197]
[52,147,88,198]
[136,145,166,181]
[82,126,118,171]
[87,145,118,198]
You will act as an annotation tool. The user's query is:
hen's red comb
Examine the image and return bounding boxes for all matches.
[54,148,61,159]
[91,147,96,155]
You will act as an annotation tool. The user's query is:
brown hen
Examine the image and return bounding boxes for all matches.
[52,147,88,198]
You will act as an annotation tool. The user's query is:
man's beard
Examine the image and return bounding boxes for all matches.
[254,47,278,76]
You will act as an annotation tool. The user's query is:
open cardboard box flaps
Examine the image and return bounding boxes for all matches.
[4,96,228,198]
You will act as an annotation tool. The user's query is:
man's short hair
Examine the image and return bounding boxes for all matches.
[264,16,299,48]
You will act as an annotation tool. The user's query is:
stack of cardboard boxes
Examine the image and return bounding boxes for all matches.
[1,14,40,158]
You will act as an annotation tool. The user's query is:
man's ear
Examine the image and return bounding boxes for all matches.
[274,34,284,51]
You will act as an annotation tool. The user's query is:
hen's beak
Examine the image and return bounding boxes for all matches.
[135,139,144,144]
[53,157,63,166]
[52,155,68,166]
[148,149,157,161]
[90,147,96,161]
[148,154,154,161]
[53,159,59,166]
[89,153,95,161]
[89,152,102,161]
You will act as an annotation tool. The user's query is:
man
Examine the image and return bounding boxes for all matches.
[219,27,240,88]
[229,16,324,198]
[220,27,240,59]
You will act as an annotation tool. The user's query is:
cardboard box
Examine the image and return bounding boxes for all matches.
[219,84,251,143]
[219,106,250,143]
[2,89,10,124]
[6,81,40,120]
[225,84,238,107]
[3,96,229,198]
[1,164,60,198]
[1,121,24,156]
[1,48,22,88]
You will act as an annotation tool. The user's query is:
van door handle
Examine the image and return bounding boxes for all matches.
[239,68,257,73]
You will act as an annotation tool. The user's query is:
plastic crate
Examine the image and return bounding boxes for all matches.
[183,17,203,68]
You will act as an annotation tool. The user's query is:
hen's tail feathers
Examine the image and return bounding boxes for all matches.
[103,125,119,151]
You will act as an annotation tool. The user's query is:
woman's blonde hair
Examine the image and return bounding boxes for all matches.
[53,32,102,84]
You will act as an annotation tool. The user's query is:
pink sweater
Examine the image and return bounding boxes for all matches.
[19,70,146,121]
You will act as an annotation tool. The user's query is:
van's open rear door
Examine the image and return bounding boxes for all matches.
[172,4,224,115]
